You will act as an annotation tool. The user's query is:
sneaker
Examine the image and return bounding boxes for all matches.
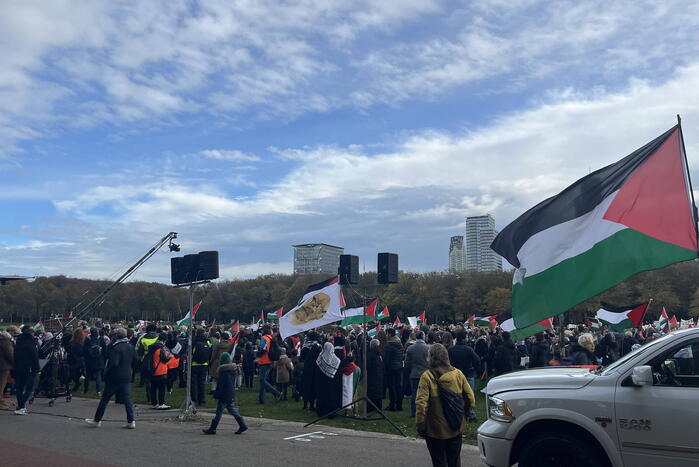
[85,418,101,427]
[234,426,248,435]
[202,428,216,435]
[123,421,136,429]
[14,408,28,416]
[157,404,170,410]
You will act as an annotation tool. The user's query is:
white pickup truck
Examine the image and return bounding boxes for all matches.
[477,328,699,467]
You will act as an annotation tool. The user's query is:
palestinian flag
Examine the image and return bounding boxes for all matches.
[472,315,497,328]
[230,320,239,333]
[669,315,679,330]
[501,317,554,341]
[492,124,698,328]
[176,301,202,328]
[595,302,649,331]
[658,307,669,331]
[259,310,265,323]
[378,306,390,320]
[33,319,43,332]
[367,324,381,339]
[340,307,367,326]
[266,307,283,320]
[365,298,380,320]
[418,311,426,325]
[394,315,401,325]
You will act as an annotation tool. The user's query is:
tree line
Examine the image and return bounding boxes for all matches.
[1,260,699,325]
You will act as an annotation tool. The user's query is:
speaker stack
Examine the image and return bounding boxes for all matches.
[171,251,219,285]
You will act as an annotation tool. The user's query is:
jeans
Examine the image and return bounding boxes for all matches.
[243,371,254,388]
[466,377,477,421]
[191,365,207,405]
[150,375,167,406]
[425,434,462,467]
[209,399,247,431]
[94,382,135,423]
[14,371,36,409]
[410,378,420,416]
[84,368,103,394]
[257,364,280,404]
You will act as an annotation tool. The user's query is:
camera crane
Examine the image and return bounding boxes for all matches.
[35,231,179,406]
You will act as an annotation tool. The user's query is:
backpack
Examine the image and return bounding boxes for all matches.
[88,339,102,359]
[143,346,158,377]
[430,370,466,431]
[193,341,211,364]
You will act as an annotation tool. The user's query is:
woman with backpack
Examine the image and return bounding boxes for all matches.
[83,327,107,396]
[415,343,475,467]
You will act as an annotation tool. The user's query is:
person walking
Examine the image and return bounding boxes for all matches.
[202,352,248,435]
[13,326,40,415]
[209,332,232,392]
[256,325,281,404]
[86,328,137,428]
[0,329,14,410]
[274,348,293,401]
[405,330,429,417]
[83,327,107,396]
[416,343,475,467]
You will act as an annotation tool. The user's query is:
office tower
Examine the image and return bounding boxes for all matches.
[448,236,466,273]
[293,243,344,274]
[465,214,502,271]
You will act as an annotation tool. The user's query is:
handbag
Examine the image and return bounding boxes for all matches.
[430,370,466,431]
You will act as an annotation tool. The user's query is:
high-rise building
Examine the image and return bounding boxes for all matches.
[465,214,502,272]
[293,243,344,275]
[448,236,466,274]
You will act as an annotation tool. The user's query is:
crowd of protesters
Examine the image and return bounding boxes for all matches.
[0,317,669,466]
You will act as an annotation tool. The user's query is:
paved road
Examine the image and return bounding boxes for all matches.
[0,397,483,466]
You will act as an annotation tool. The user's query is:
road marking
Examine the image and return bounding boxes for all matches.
[284,431,338,442]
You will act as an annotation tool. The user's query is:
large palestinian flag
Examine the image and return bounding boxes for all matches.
[595,302,649,331]
[492,124,698,328]
[340,306,367,326]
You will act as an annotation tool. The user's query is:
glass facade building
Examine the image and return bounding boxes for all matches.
[292,243,344,275]
[465,214,502,272]
[448,236,466,273]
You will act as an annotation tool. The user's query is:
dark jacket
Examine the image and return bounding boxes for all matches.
[83,334,107,370]
[68,338,85,369]
[367,347,385,400]
[384,337,404,373]
[529,340,550,368]
[571,344,597,366]
[493,339,518,375]
[14,333,40,374]
[405,340,429,380]
[214,363,238,403]
[104,339,136,385]
[448,341,481,378]
[242,348,256,373]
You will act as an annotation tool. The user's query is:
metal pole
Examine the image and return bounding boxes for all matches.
[181,284,195,419]
[362,287,368,419]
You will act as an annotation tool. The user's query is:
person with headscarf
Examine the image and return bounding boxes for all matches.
[300,331,322,410]
[314,341,341,417]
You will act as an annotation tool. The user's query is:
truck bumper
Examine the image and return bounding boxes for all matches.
[478,419,514,467]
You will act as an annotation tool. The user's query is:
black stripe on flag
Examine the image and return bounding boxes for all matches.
[600,302,646,313]
[491,125,678,267]
[297,276,339,304]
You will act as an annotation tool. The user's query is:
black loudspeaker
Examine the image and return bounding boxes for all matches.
[182,254,201,282]
[338,254,359,284]
[171,257,186,284]
[377,253,398,284]
[198,251,219,281]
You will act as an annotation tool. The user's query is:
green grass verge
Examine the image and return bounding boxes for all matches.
[81,375,487,441]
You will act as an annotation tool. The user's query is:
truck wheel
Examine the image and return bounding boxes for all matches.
[519,431,608,467]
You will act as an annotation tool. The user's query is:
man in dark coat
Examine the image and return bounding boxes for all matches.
[366,339,384,412]
[86,328,136,428]
[493,331,518,376]
[384,328,404,411]
[300,332,321,410]
[405,330,428,417]
[13,326,40,415]
[529,333,550,368]
[448,329,481,420]
[83,327,107,395]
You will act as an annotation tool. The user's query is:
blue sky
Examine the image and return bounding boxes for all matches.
[3,0,699,282]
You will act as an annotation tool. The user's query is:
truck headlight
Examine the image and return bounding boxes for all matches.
[487,396,514,423]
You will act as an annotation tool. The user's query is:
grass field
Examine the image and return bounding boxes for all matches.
[81,374,488,441]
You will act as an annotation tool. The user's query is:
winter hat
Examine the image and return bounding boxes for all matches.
[219,352,231,365]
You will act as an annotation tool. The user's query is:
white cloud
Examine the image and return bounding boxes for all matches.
[198,149,260,162]
[219,262,291,279]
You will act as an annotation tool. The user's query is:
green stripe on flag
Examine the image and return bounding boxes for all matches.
[513,229,695,328]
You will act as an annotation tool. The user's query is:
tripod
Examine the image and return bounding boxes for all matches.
[31,337,72,407]
[304,284,406,437]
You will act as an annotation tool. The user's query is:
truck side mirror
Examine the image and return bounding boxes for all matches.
[631,365,653,386]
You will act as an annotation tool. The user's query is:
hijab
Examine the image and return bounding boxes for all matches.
[316,341,341,379]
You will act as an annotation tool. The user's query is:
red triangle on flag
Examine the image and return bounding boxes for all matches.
[276,307,283,318]
[259,310,265,323]
[418,311,426,324]
[467,315,474,327]
[192,301,203,317]
[627,302,650,328]
[231,320,239,333]
[394,316,400,325]
[366,298,379,319]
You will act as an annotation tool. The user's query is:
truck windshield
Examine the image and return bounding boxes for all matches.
[599,333,676,376]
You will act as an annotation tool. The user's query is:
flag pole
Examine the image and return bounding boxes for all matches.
[677,114,699,257]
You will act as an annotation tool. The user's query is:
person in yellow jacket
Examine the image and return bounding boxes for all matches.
[137,324,158,404]
[415,343,475,467]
